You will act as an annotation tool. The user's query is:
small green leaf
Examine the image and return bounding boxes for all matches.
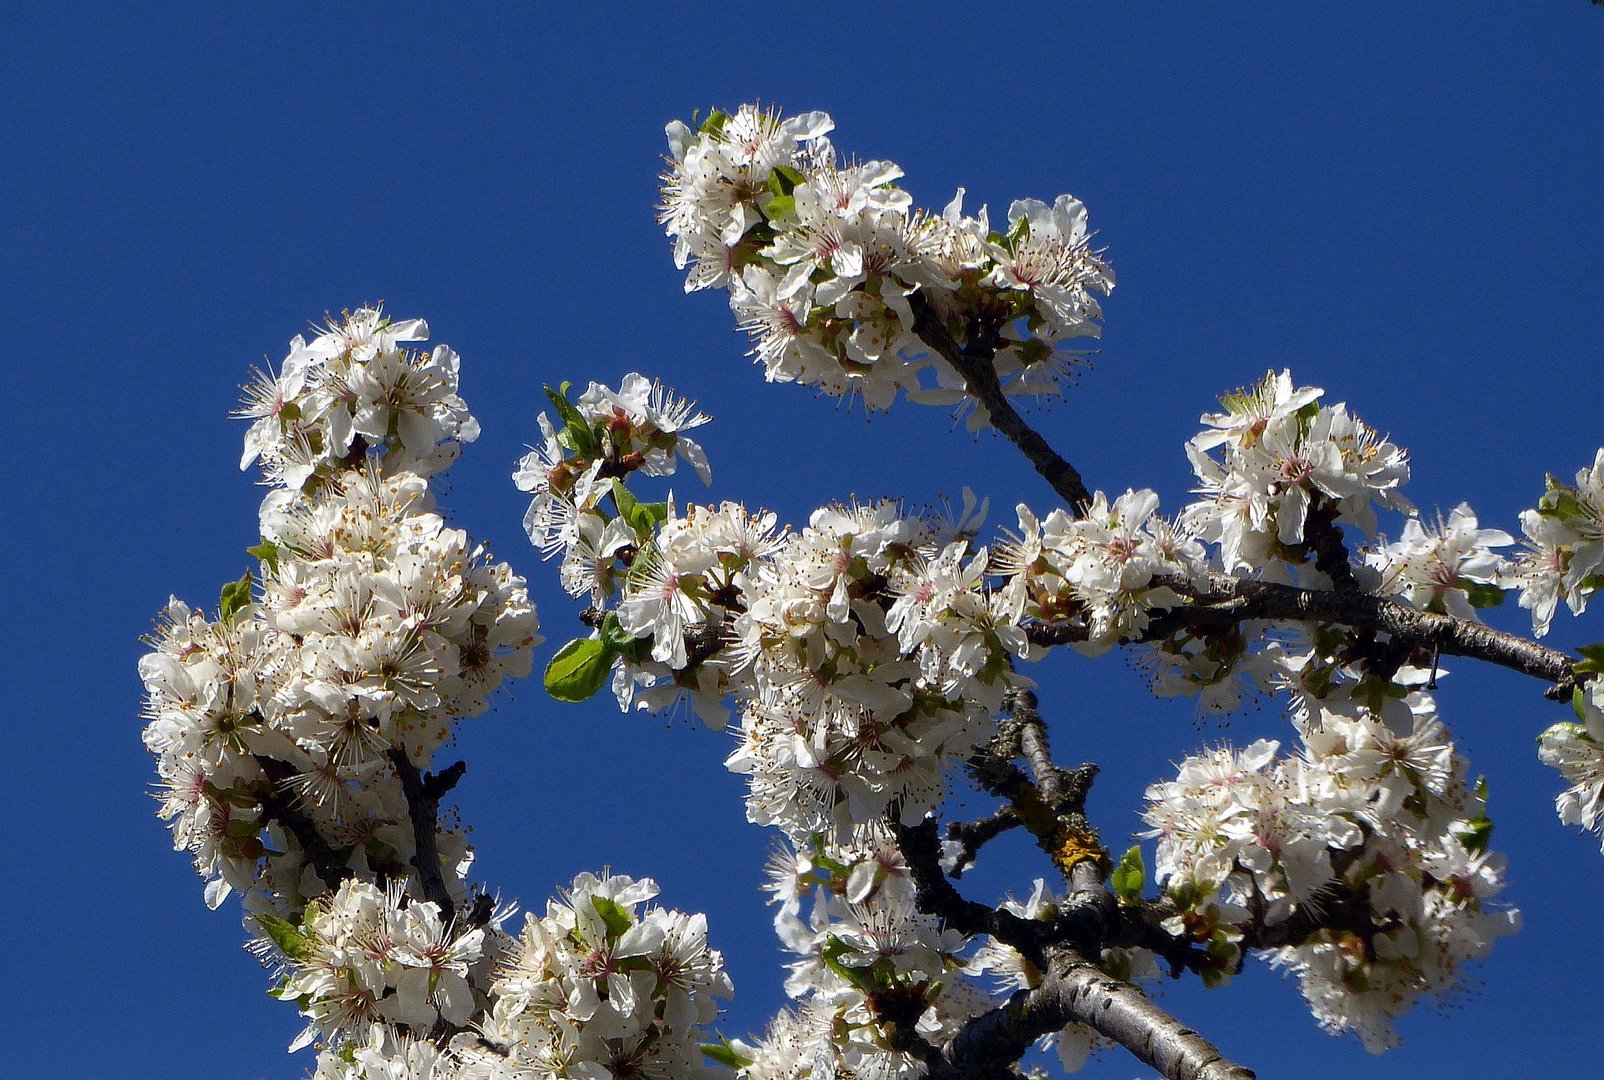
[629,500,669,534]
[544,383,599,457]
[591,895,634,941]
[1111,845,1146,902]
[700,109,730,137]
[255,913,313,962]
[761,192,797,222]
[544,637,617,703]
[219,571,253,622]
[1574,684,1591,723]
[771,164,804,193]
[246,540,280,573]
[701,1037,753,1069]
[1573,643,1604,676]
[611,479,641,521]
[1464,581,1506,609]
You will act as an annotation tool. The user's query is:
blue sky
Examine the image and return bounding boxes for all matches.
[7,5,1603,1078]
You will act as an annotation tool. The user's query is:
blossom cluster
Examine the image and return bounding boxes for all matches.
[239,307,478,486]
[735,827,983,1080]
[1507,448,1604,636]
[143,313,738,1079]
[455,872,732,1080]
[142,310,540,916]
[268,880,490,1054]
[1143,683,1518,1052]
[1184,370,1412,578]
[659,104,1114,415]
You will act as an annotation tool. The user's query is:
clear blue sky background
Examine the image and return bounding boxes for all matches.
[6,5,1603,1078]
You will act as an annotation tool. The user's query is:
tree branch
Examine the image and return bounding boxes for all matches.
[1028,572,1578,690]
[944,806,1021,878]
[385,748,465,922]
[945,944,1257,1080]
[909,290,1094,512]
[254,754,350,892]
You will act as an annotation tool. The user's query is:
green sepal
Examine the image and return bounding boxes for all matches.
[1576,684,1592,723]
[1016,337,1053,367]
[590,895,634,941]
[1111,845,1146,903]
[1543,488,1585,522]
[255,913,313,962]
[219,570,253,622]
[701,1036,753,1070]
[1464,581,1506,609]
[246,540,280,574]
[544,637,617,703]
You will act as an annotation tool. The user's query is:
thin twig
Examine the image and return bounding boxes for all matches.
[909,291,1095,512]
[254,754,350,891]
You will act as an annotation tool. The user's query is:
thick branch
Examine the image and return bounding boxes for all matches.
[945,945,1256,1080]
[386,748,465,922]
[1029,573,1577,689]
[909,291,1094,511]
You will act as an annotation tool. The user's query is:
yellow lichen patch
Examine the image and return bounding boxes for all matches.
[1051,824,1109,878]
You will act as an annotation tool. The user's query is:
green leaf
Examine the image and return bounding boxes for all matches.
[1464,581,1506,609]
[544,383,599,457]
[1575,684,1591,723]
[611,479,642,523]
[599,611,635,651]
[1111,845,1146,902]
[590,895,634,941]
[255,913,313,962]
[1574,643,1604,676]
[761,192,797,222]
[630,500,669,534]
[544,637,617,703]
[771,164,805,194]
[701,1037,753,1070]
[246,540,280,573]
[219,571,253,622]
[699,109,730,137]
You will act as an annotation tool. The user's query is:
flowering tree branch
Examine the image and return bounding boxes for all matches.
[142,102,1604,1080]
